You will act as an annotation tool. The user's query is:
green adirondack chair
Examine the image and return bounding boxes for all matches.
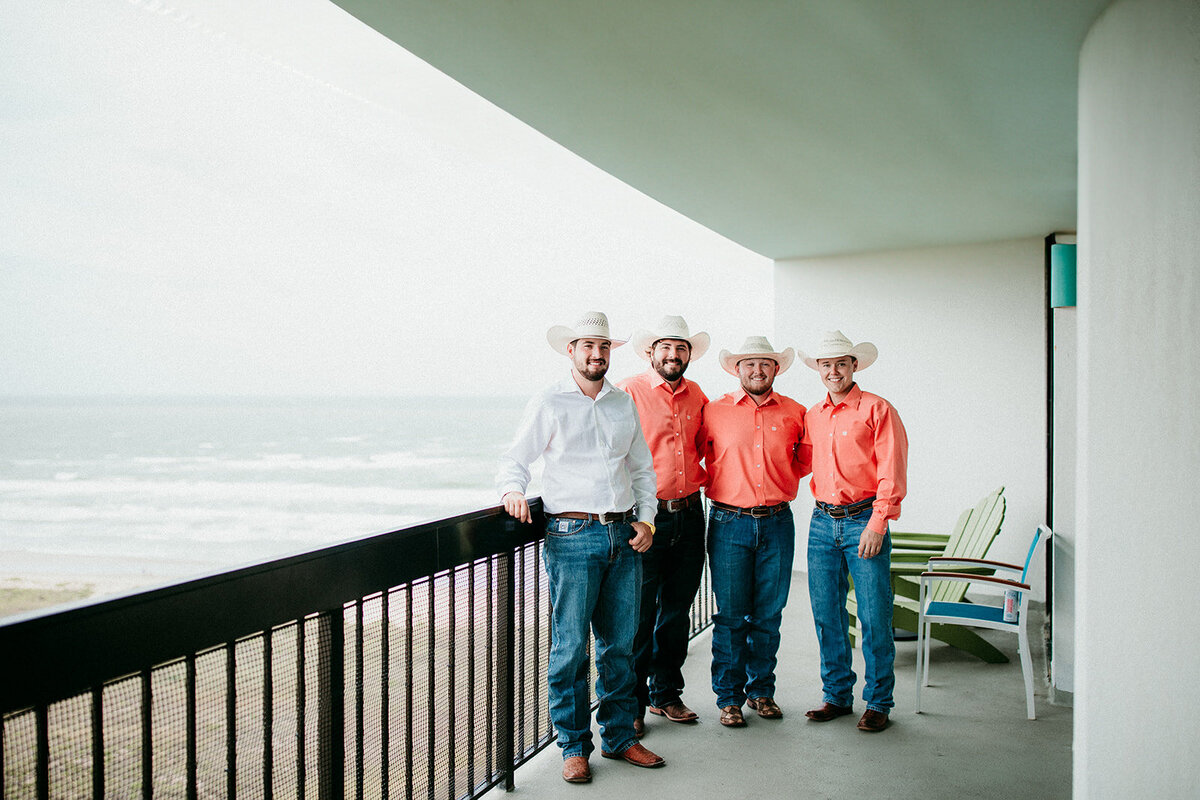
[846,486,1008,663]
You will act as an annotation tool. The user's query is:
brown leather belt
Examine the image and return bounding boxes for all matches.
[658,491,702,514]
[548,508,635,525]
[710,500,790,518]
[815,497,876,519]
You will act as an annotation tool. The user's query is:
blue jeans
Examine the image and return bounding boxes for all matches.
[806,506,895,713]
[707,505,795,709]
[543,516,641,759]
[633,501,706,712]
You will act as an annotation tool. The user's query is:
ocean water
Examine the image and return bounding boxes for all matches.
[0,396,530,589]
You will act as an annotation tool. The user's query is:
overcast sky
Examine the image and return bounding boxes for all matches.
[1,0,774,398]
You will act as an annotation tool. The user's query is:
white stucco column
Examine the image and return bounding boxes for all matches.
[1076,0,1200,795]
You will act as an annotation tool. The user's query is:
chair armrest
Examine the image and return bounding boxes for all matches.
[919,572,1030,591]
[890,563,925,578]
[890,542,947,553]
[892,562,993,578]
[892,551,944,563]
[890,531,950,546]
[928,556,1021,575]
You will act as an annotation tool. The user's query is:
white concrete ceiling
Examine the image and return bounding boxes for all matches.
[329,0,1110,260]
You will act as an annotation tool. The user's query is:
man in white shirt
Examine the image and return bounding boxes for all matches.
[497,311,665,784]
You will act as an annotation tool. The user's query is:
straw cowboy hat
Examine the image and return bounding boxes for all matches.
[718,336,795,376]
[630,315,711,361]
[546,311,628,355]
[797,330,878,371]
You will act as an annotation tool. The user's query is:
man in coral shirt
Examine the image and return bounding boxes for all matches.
[799,331,908,733]
[618,315,710,735]
[702,337,811,728]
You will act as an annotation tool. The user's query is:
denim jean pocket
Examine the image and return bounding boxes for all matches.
[710,507,736,525]
[546,517,587,537]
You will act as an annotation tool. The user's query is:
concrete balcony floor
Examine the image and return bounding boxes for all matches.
[488,571,1072,799]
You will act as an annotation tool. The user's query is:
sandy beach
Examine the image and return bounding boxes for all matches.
[0,576,97,619]
[0,567,185,620]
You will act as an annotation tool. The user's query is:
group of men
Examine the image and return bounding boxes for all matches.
[496,311,908,784]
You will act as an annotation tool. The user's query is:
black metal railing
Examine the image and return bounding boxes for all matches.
[0,500,716,799]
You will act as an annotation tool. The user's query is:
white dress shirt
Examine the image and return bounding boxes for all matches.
[497,375,658,524]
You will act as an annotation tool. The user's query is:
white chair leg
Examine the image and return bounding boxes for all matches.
[922,619,932,687]
[915,614,924,713]
[1018,624,1035,720]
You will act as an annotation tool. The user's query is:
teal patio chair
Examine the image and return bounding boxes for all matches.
[914,525,1053,720]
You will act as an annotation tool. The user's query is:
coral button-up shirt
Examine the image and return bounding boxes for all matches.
[702,389,811,508]
[803,384,909,535]
[617,370,709,499]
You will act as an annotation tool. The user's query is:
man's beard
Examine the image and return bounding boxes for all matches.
[653,356,687,381]
[742,378,772,396]
[579,359,608,380]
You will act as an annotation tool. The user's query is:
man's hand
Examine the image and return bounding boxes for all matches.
[858,527,885,559]
[629,521,654,552]
[502,491,532,524]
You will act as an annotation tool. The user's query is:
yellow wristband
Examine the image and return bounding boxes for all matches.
[644,522,656,536]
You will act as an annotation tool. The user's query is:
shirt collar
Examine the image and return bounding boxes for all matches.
[734,387,777,407]
[820,382,862,410]
[648,369,689,395]
[557,373,614,398]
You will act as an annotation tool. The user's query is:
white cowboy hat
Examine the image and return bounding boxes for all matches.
[546,311,627,355]
[797,330,878,371]
[630,315,711,361]
[718,336,795,376]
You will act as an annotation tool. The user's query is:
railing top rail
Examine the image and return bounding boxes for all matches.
[1,500,545,712]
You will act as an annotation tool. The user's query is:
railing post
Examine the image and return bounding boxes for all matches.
[92,685,105,800]
[497,532,517,792]
[36,703,48,800]
[317,608,345,800]
[225,642,237,800]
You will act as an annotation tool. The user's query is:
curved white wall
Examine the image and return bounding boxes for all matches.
[1076,0,1200,795]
